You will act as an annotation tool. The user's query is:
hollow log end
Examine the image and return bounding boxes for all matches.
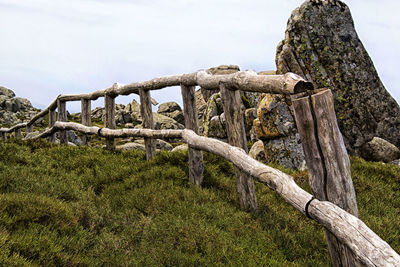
[293,81,314,94]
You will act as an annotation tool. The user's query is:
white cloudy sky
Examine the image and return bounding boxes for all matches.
[0,0,399,112]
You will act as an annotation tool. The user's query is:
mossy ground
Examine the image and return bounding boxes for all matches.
[0,139,399,266]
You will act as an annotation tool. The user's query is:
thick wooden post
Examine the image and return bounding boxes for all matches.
[105,93,116,150]
[14,128,22,139]
[48,109,56,143]
[292,89,360,267]
[1,132,6,141]
[57,99,68,144]
[81,99,92,145]
[26,124,33,135]
[220,83,258,212]
[139,88,156,160]
[181,85,204,185]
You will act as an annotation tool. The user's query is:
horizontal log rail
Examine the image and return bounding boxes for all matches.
[25,121,400,267]
[0,69,311,134]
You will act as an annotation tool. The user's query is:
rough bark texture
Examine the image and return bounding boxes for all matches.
[276,0,400,153]
[220,83,258,212]
[14,128,22,139]
[104,94,116,150]
[81,99,92,145]
[26,124,33,135]
[181,85,204,185]
[57,100,67,144]
[139,88,156,160]
[48,109,56,143]
[292,89,360,266]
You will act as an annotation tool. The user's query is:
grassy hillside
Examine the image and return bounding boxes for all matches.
[0,139,399,266]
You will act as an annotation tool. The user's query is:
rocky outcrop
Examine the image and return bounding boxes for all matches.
[360,137,400,163]
[276,0,400,153]
[0,86,41,127]
[157,102,185,125]
[253,93,305,170]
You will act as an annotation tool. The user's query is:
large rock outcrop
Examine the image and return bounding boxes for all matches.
[0,86,41,127]
[276,0,400,153]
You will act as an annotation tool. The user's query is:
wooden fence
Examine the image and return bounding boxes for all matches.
[1,69,399,266]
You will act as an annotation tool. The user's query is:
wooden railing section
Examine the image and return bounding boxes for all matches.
[1,69,399,266]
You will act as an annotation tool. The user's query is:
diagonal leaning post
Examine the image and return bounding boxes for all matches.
[220,83,257,212]
[292,88,360,267]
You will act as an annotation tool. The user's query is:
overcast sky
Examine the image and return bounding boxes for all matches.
[0,0,399,112]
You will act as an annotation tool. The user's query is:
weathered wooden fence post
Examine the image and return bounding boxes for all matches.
[26,124,33,135]
[292,88,360,267]
[139,88,156,160]
[48,109,56,143]
[220,83,258,212]
[57,99,68,144]
[1,132,6,141]
[181,85,204,185]
[14,128,22,139]
[81,99,92,145]
[105,90,116,151]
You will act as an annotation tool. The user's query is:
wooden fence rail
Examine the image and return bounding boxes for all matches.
[0,69,399,266]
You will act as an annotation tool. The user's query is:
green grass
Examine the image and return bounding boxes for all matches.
[0,139,399,266]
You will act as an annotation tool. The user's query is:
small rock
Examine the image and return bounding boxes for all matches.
[56,130,82,146]
[360,137,400,163]
[158,102,182,114]
[125,123,135,128]
[171,144,188,152]
[156,139,173,151]
[116,142,145,151]
[134,139,174,151]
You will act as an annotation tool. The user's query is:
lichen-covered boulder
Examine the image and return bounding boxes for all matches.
[253,94,296,140]
[276,0,400,152]
[263,134,306,170]
[207,114,227,139]
[244,108,257,141]
[158,102,184,125]
[360,137,400,163]
[0,87,40,126]
[202,93,224,136]
[153,113,184,130]
[252,93,305,170]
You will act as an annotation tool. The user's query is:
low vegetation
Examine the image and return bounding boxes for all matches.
[0,139,399,266]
